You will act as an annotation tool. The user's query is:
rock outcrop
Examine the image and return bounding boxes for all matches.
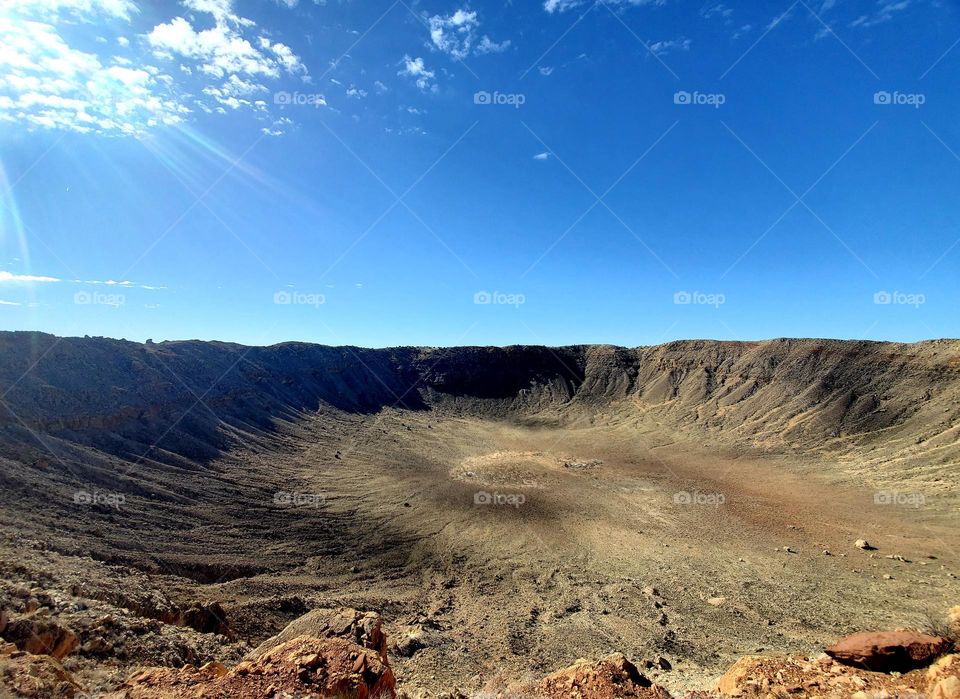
[246,607,387,661]
[0,643,85,698]
[825,631,951,672]
[714,652,960,698]
[1,614,79,660]
[106,635,396,699]
[504,653,673,698]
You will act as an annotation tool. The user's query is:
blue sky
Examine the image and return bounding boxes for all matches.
[1,0,958,347]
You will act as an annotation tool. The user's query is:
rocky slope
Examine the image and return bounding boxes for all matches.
[2,332,959,464]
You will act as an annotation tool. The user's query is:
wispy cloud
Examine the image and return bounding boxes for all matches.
[0,271,61,283]
[649,37,691,55]
[544,0,667,14]
[0,271,164,289]
[398,55,437,92]
[533,152,550,161]
[5,0,137,21]
[701,3,734,21]
[426,8,510,59]
[850,0,911,28]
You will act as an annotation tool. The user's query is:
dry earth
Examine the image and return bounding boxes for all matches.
[0,332,958,696]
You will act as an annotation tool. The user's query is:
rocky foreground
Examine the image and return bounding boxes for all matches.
[2,601,958,698]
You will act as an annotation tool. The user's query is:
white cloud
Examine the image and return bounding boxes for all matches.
[0,271,164,289]
[0,18,190,135]
[181,0,253,27]
[701,3,733,21]
[5,0,138,21]
[0,271,61,283]
[346,86,367,98]
[0,300,21,306]
[475,35,511,55]
[850,1,910,28]
[261,115,292,136]
[398,55,437,92]
[539,65,554,76]
[544,0,666,13]
[148,17,304,79]
[428,9,478,59]
[533,152,550,160]
[2,0,308,134]
[427,8,510,59]
[649,37,691,55]
[374,80,388,93]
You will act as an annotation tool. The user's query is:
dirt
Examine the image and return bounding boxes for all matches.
[0,332,958,696]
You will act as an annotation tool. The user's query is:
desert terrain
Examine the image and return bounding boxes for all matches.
[0,332,958,696]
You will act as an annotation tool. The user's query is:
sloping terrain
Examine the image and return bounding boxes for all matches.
[0,331,958,695]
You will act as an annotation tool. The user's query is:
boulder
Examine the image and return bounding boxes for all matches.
[1,615,79,659]
[509,653,672,698]
[826,631,951,672]
[0,643,86,698]
[106,635,395,699]
[246,607,387,661]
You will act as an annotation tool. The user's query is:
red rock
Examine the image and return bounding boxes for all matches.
[246,607,387,661]
[105,635,395,698]
[0,649,86,698]
[826,631,951,672]
[1,616,79,660]
[509,653,672,698]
